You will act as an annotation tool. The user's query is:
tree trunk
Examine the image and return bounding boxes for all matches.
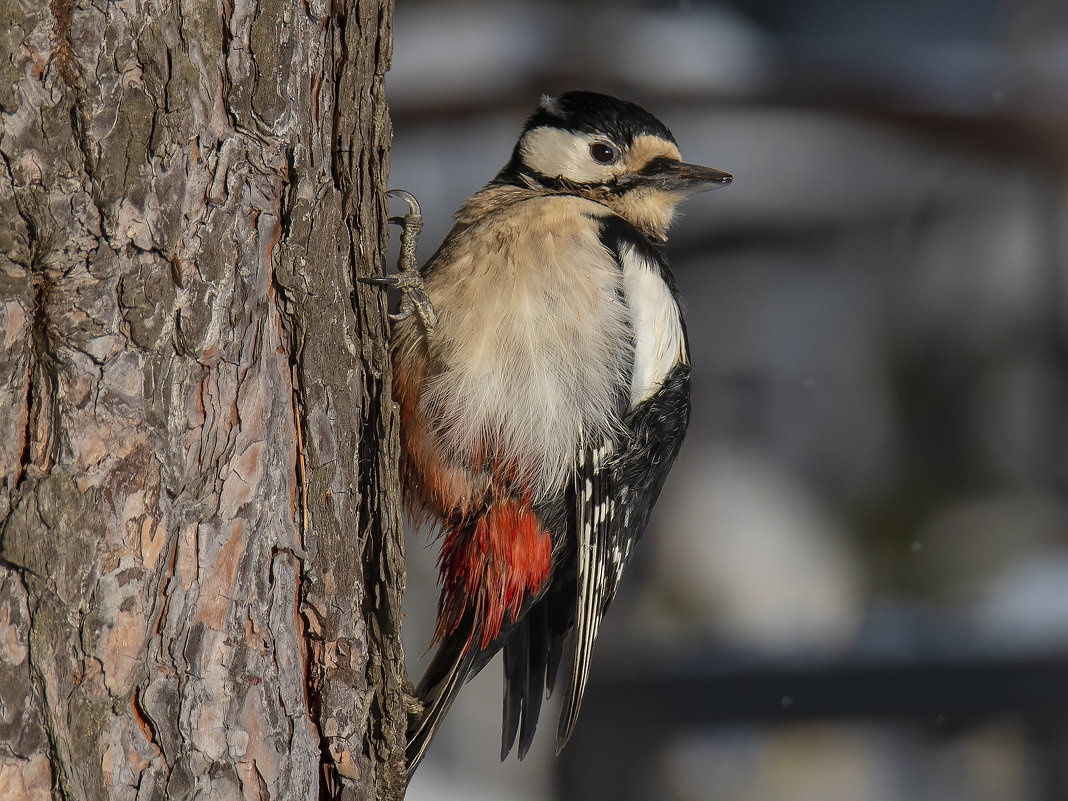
[0,0,406,799]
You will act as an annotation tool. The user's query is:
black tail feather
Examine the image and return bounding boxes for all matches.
[519,600,549,758]
[501,618,527,760]
[406,612,478,777]
[499,599,555,761]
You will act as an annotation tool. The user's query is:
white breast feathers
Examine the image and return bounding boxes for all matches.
[619,243,687,407]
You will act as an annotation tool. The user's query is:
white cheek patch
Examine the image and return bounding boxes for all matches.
[620,244,687,406]
[519,127,617,185]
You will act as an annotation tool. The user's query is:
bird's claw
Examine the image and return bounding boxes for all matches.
[388,188,422,220]
[372,270,437,328]
[361,189,436,332]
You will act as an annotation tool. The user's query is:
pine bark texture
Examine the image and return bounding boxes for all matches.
[0,0,406,799]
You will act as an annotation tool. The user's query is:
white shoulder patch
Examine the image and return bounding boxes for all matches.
[620,245,687,407]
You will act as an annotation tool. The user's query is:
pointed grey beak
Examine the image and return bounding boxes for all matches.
[620,157,732,194]
[647,160,733,193]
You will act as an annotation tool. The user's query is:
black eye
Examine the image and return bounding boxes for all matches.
[590,142,617,165]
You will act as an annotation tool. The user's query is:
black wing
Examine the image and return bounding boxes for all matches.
[554,362,690,750]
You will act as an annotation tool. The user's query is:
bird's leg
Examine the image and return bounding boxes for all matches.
[362,189,437,332]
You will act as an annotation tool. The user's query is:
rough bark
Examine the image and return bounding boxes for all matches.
[0,0,406,800]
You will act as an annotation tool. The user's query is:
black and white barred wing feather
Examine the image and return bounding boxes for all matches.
[556,437,622,749]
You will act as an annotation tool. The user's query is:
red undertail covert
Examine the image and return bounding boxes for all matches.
[436,500,553,650]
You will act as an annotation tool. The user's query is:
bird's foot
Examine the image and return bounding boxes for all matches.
[362,189,437,331]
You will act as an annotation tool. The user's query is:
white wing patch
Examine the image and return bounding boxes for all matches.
[619,245,687,407]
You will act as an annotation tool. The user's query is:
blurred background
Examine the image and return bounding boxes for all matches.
[388,2,1068,799]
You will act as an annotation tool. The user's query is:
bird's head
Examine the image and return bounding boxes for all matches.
[496,90,732,240]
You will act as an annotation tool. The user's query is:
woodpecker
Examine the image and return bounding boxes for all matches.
[378,91,731,775]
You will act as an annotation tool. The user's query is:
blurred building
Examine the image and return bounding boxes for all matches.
[390,2,1068,799]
